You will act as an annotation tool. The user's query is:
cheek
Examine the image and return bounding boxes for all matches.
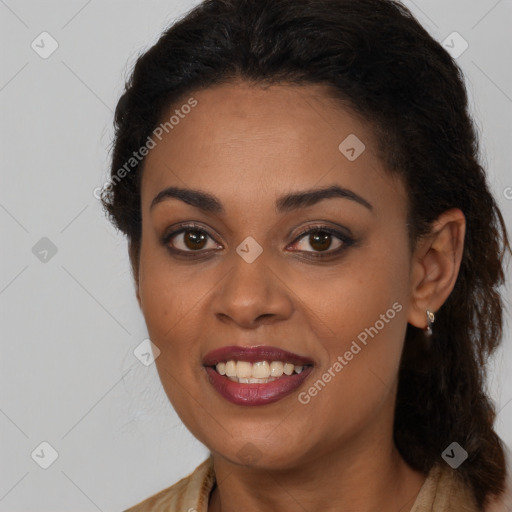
[297,237,411,428]
[298,229,410,348]
[137,243,199,355]
[137,251,210,428]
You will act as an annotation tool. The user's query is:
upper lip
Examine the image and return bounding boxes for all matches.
[202,345,314,366]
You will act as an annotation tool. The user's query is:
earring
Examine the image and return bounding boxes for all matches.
[425,309,435,336]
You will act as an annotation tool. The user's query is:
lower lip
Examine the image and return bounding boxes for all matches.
[204,366,313,406]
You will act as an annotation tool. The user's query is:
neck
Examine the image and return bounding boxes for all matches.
[208,418,426,512]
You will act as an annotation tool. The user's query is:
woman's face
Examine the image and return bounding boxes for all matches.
[137,81,416,469]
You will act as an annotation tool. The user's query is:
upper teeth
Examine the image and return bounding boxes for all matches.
[215,360,305,379]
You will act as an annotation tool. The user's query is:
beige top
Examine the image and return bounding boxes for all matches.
[123,455,512,511]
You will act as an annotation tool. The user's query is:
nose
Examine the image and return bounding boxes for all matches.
[211,250,294,328]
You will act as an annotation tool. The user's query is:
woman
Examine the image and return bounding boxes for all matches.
[101,0,511,510]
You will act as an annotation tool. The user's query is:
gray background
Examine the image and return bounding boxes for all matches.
[0,1,511,510]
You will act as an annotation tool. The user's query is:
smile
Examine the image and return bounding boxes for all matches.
[203,345,314,406]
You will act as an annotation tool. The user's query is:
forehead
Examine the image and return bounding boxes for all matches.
[140,81,406,217]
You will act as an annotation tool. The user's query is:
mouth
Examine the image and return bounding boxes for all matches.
[202,345,314,406]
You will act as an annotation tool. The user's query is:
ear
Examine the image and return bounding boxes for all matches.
[407,208,466,330]
[128,239,142,309]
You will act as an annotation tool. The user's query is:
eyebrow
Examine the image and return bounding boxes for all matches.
[150,184,373,214]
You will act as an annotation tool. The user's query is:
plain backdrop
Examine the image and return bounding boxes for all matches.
[1,0,511,510]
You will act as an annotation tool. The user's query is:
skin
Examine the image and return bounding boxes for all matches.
[134,80,466,512]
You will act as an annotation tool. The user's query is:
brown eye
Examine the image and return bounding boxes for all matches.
[308,231,333,252]
[163,226,220,253]
[182,229,208,250]
[293,229,343,253]
[288,225,355,259]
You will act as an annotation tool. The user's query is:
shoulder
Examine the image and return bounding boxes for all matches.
[411,463,480,512]
[122,456,215,512]
[411,444,512,512]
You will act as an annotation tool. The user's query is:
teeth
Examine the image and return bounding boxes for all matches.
[253,361,270,378]
[215,360,308,380]
[216,362,226,376]
[225,360,237,377]
[270,361,284,377]
[283,363,294,376]
[236,361,252,378]
[235,377,279,384]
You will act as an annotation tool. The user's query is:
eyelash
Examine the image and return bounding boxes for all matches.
[161,222,355,260]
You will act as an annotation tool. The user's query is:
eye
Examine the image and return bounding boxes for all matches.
[289,225,354,257]
[162,223,221,254]
[162,222,354,259]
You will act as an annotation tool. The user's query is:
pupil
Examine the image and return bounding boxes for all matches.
[310,232,331,251]
[185,230,207,250]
